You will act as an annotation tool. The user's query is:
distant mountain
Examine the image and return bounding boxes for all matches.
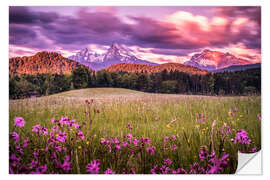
[184,49,251,70]
[9,51,90,75]
[106,63,208,75]
[211,63,261,73]
[68,43,157,70]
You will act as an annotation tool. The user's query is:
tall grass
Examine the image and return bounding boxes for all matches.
[9,88,261,174]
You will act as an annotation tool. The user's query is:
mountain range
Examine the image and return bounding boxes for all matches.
[68,43,157,70]
[184,49,251,70]
[9,43,260,76]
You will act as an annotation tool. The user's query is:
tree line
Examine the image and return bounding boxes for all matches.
[9,66,261,99]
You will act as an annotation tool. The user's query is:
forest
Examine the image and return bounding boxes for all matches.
[9,66,261,99]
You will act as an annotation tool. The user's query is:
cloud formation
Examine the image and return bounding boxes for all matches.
[9,6,261,63]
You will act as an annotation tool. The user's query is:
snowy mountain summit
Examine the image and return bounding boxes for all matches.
[68,43,157,70]
[184,49,250,70]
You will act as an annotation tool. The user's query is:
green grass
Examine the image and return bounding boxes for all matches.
[9,88,261,174]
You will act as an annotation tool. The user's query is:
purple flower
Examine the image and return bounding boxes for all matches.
[151,165,158,174]
[54,145,62,152]
[171,135,177,141]
[29,159,38,168]
[207,154,229,174]
[77,131,85,140]
[104,168,115,174]
[59,116,70,126]
[146,147,155,155]
[62,156,71,172]
[132,139,139,146]
[141,137,151,145]
[11,132,19,142]
[122,141,128,147]
[23,138,29,147]
[72,123,80,129]
[14,117,25,127]
[127,133,132,139]
[171,144,178,151]
[115,144,121,150]
[56,131,67,143]
[86,160,100,174]
[160,165,170,174]
[172,168,187,174]
[164,136,169,142]
[32,124,41,133]
[164,158,172,165]
[199,149,208,161]
[220,124,232,135]
[251,146,258,153]
[234,129,251,145]
[52,126,59,131]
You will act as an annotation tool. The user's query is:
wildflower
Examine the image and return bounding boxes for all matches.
[240,115,243,118]
[52,126,59,131]
[23,138,29,147]
[62,159,71,172]
[234,129,251,144]
[171,135,177,141]
[14,117,25,127]
[132,139,139,146]
[115,144,121,150]
[220,123,232,135]
[151,165,158,174]
[104,168,115,174]
[164,158,172,165]
[86,141,90,145]
[234,107,238,111]
[141,137,151,145]
[86,160,100,174]
[164,136,169,142]
[126,123,132,129]
[146,147,155,155]
[166,124,171,128]
[72,123,80,129]
[32,124,41,134]
[251,146,258,153]
[199,149,208,161]
[59,116,70,126]
[171,144,178,151]
[122,141,128,147]
[56,131,67,143]
[160,165,170,174]
[54,145,62,152]
[11,132,19,142]
[77,131,85,140]
[127,133,132,139]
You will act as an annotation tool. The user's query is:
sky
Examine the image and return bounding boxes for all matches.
[9,6,261,64]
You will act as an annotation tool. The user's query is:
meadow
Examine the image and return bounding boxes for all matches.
[9,88,261,174]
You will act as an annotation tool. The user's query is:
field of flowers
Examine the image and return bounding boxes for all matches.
[9,88,261,174]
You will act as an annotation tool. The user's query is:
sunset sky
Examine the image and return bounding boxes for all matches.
[9,6,261,64]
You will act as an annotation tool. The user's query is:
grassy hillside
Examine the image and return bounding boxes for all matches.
[9,88,261,174]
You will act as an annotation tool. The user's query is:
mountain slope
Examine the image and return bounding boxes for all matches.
[106,63,208,75]
[184,49,250,70]
[211,63,261,72]
[9,51,90,75]
[68,43,157,70]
